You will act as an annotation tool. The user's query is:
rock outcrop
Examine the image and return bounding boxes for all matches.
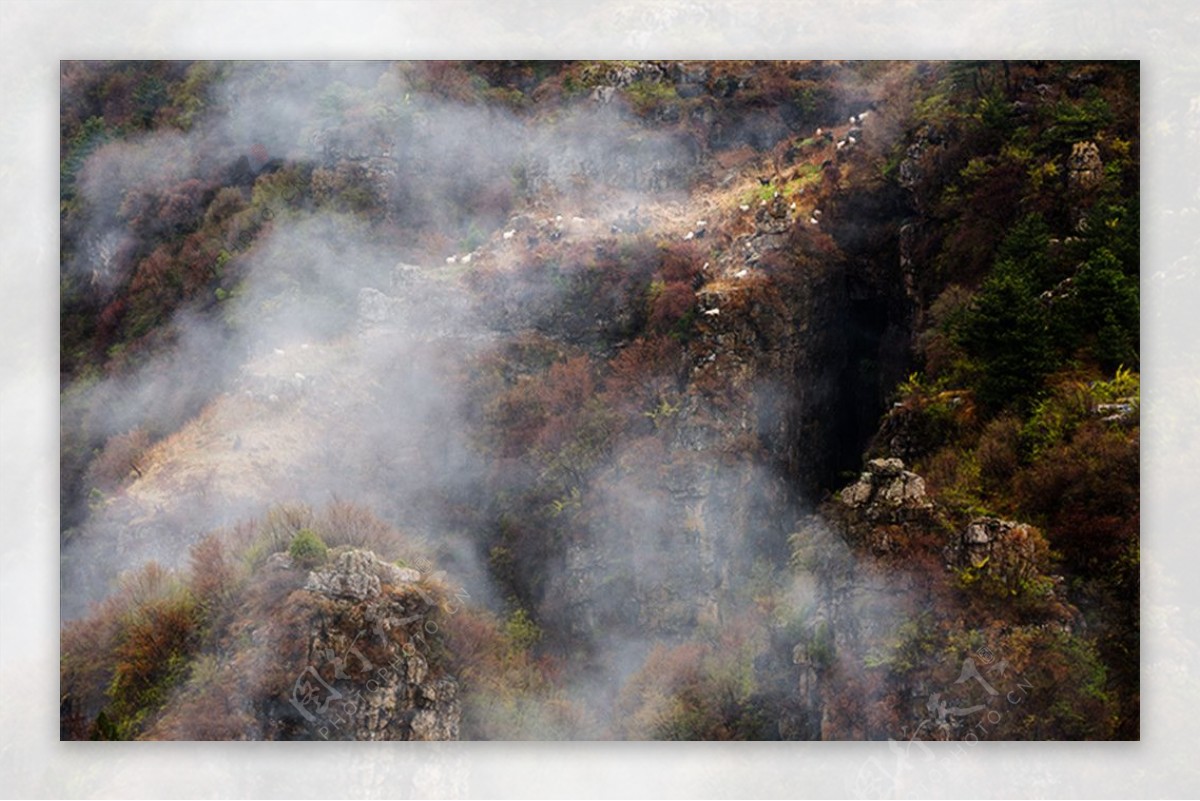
[785,459,1082,739]
[304,547,422,601]
[283,549,460,740]
[943,517,1069,614]
[829,457,935,555]
[148,547,462,741]
[838,457,933,523]
[1068,140,1104,193]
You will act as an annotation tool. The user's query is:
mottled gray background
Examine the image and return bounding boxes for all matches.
[1,0,1195,797]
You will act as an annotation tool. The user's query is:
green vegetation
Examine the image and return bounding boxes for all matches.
[60,61,1138,741]
[288,528,328,567]
[62,502,553,740]
[817,60,1139,739]
[624,79,678,116]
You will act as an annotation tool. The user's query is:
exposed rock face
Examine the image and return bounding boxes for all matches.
[546,209,897,641]
[1068,140,1103,193]
[1067,139,1104,230]
[838,457,933,529]
[535,144,917,643]
[947,516,1022,568]
[277,549,460,741]
[943,517,1064,603]
[304,547,422,601]
[142,547,462,741]
[786,464,1082,739]
[897,124,949,204]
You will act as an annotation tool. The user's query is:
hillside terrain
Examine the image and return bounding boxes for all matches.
[60,60,1138,740]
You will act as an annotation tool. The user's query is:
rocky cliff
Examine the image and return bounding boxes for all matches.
[61,60,1140,740]
[63,546,463,741]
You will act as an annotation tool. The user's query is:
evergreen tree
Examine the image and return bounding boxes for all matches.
[959,267,1056,412]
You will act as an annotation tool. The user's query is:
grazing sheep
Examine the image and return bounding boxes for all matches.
[446,255,458,264]
[734,268,748,279]
[503,229,516,240]
[703,308,720,316]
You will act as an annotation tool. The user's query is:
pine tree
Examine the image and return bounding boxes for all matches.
[959,268,1056,412]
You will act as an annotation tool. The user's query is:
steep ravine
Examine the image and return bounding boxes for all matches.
[61,61,1138,740]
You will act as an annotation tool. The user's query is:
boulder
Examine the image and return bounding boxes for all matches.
[838,457,933,524]
[304,548,420,602]
[944,517,1055,601]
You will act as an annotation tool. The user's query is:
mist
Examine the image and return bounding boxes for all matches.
[60,60,972,740]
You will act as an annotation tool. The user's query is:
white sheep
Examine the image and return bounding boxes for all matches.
[684,231,694,241]
[734,269,748,279]
[461,253,472,264]
[446,255,458,264]
[703,308,720,316]
[809,217,819,225]
[739,204,750,212]
[503,229,516,240]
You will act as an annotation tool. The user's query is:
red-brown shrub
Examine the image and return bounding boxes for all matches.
[658,242,705,286]
[647,280,695,335]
